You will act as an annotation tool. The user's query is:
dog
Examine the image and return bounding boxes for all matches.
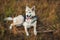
[4,6,37,36]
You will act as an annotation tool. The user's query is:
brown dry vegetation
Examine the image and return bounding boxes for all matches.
[0,0,60,40]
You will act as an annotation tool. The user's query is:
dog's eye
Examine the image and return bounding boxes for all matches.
[29,12,31,13]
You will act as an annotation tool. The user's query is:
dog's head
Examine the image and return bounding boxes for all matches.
[25,6,35,19]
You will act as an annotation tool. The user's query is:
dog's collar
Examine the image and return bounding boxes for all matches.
[31,16,37,24]
[31,17,37,24]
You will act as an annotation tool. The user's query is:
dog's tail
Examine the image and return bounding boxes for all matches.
[4,17,13,21]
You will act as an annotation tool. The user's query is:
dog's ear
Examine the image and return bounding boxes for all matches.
[26,6,30,11]
[31,6,35,11]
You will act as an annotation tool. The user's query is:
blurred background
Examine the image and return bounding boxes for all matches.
[0,0,60,40]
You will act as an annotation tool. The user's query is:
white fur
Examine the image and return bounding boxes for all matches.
[4,15,24,29]
[4,17,13,20]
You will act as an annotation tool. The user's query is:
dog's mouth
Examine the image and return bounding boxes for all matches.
[26,15,32,20]
[27,17,31,20]
[27,17,30,19]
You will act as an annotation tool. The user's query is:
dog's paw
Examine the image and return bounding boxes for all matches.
[9,26,12,30]
[26,33,29,36]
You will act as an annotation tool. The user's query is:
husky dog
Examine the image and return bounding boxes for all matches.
[23,6,37,36]
[4,6,37,36]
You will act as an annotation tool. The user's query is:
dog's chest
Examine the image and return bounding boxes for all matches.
[26,19,32,26]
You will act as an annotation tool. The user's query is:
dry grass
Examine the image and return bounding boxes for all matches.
[0,0,60,40]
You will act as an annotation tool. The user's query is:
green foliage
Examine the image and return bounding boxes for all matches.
[0,27,5,37]
[4,5,15,17]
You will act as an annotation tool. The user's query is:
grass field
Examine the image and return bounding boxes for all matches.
[0,0,60,40]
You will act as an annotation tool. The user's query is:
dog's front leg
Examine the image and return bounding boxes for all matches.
[34,22,37,36]
[34,25,37,36]
[23,22,29,36]
[24,26,29,36]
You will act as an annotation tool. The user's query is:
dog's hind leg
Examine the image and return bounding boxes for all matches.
[9,23,14,30]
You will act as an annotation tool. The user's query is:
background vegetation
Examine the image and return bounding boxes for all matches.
[0,0,60,40]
